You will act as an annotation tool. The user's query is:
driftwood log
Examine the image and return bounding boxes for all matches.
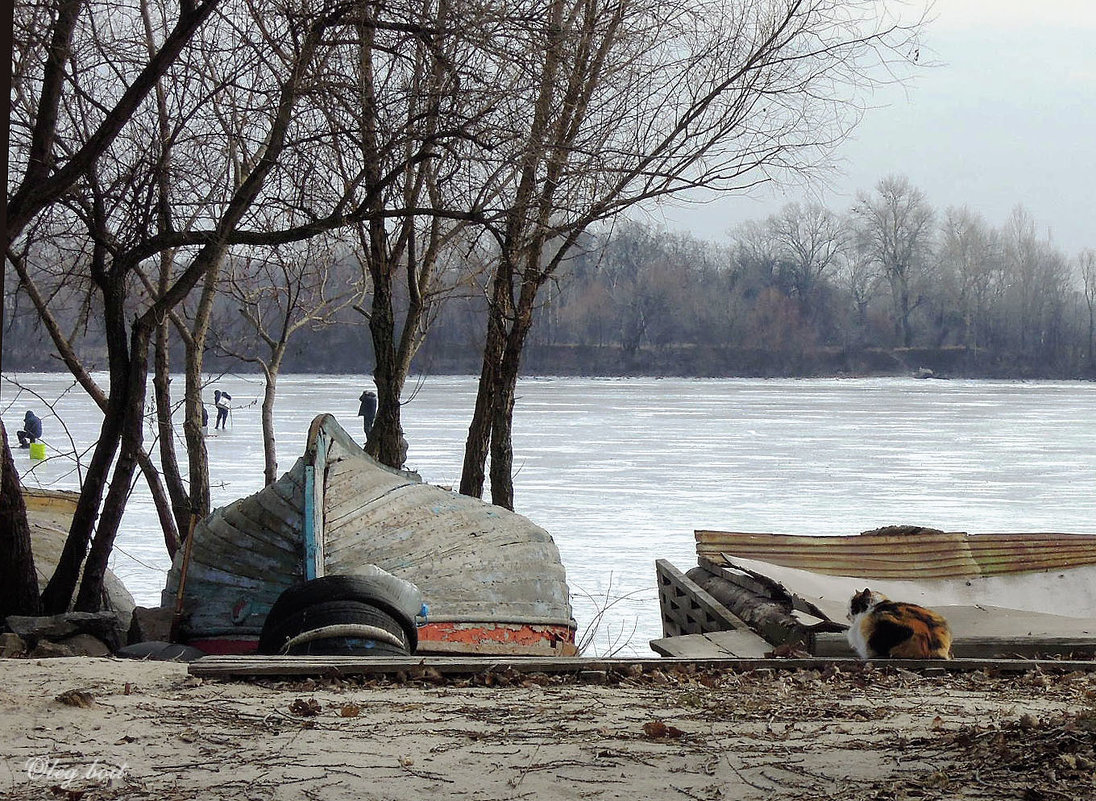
[686,565,807,648]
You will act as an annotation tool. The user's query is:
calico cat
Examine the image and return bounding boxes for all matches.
[846,588,952,659]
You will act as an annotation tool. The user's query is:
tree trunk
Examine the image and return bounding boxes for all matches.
[488,309,534,510]
[362,235,409,470]
[182,264,222,524]
[366,268,409,468]
[40,400,124,612]
[40,275,131,613]
[138,450,181,559]
[460,264,514,498]
[0,423,41,617]
[261,364,279,486]
[153,317,185,556]
[75,323,152,611]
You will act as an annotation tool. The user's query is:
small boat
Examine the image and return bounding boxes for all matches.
[23,486,135,620]
[163,414,576,656]
[654,526,1096,659]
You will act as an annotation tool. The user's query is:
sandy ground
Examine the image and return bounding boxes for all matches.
[1,657,1094,800]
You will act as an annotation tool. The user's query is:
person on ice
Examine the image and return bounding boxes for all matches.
[214,390,232,430]
[357,389,377,436]
[17,410,42,448]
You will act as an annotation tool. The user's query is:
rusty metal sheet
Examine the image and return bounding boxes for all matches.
[696,528,1096,579]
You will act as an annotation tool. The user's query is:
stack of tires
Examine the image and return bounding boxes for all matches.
[259,572,422,657]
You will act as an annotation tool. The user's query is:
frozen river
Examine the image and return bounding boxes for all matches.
[5,373,1096,656]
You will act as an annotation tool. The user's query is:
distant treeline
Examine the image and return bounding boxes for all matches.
[7,178,1096,380]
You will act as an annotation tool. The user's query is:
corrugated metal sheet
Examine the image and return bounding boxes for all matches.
[696,528,1096,580]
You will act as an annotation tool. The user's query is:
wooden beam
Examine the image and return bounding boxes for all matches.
[188,653,1096,680]
[813,631,1096,660]
[649,630,773,659]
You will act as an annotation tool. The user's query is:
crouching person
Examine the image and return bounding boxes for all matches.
[17,410,42,448]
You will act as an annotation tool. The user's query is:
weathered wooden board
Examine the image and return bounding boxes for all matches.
[813,631,1096,660]
[189,653,1096,680]
[717,556,1096,634]
[321,431,572,628]
[416,639,574,657]
[649,630,773,659]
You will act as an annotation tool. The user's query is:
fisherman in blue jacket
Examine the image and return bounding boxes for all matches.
[17,410,42,448]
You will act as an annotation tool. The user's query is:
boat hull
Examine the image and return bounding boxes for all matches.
[164,414,576,655]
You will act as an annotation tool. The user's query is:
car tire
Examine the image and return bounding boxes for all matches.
[259,600,412,655]
[287,636,409,657]
[263,575,419,650]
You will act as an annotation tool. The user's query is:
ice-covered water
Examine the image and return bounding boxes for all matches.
[5,373,1096,656]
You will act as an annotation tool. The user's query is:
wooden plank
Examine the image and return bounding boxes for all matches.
[303,465,318,580]
[655,559,749,637]
[812,631,1096,660]
[650,630,773,659]
[223,497,303,551]
[189,653,1096,680]
[199,514,299,574]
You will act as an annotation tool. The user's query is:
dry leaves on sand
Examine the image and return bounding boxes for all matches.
[288,697,322,717]
[54,689,95,708]
[642,720,686,739]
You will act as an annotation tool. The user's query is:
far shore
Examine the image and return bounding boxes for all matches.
[6,343,1096,381]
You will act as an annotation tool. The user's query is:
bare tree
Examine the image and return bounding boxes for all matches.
[4,0,225,611]
[9,0,502,608]
[936,206,1002,353]
[1081,249,1096,370]
[218,240,356,485]
[1000,206,1070,363]
[767,202,847,316]
[10,0,355,612]
[834,238,881,346]
[328,0,497,469]
[461,0,925,507]
[851,175,934,347]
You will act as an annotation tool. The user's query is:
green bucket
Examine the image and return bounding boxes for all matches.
[29,442,46,460]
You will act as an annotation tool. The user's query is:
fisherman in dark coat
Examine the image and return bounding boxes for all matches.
[17,410,42,448]
[214,389,231,430]
[357,390,377,435]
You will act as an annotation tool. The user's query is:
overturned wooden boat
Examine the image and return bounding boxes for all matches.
[163,414,576,656]
[22,486,135,621]
[654,526,1096,659]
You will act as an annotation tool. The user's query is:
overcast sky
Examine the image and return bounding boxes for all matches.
[647,0,1096,256]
